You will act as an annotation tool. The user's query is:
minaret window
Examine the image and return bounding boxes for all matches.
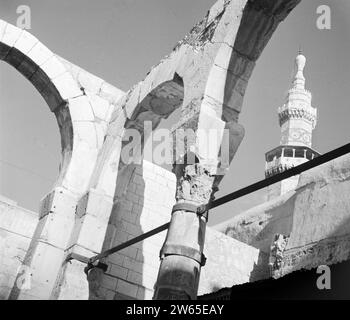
[295,148,305,158]
[306,150,314,160]
[284,148,293,157]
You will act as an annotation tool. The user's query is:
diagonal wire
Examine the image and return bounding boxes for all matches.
[88,142,350,264]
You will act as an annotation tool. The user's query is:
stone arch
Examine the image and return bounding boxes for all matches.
[0,20,99,195]
[70,0,302,300]
[0,20,109,300]
[88,0,303,227]
[90,73,184,197]
[124,73,184,142]
[87,74,184,300]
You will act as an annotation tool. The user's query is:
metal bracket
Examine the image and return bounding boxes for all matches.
[84,261,108,276]
[63,253,108,275]
[172,202,209,221]
[64,253,89,265]
[160,244,207,267]
[172,202,198,214]
[197,204,209,221]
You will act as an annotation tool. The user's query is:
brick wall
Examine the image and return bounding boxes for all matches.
[0,197,38,299]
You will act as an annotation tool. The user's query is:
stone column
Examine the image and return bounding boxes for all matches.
[153,160,217,300]
[152,82,245,298]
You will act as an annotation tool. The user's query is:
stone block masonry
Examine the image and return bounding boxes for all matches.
[214,153,350,280]
[92,160,176,300]
[0,198,38,300]
[91,161,269,300]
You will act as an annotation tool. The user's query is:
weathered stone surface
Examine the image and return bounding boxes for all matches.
[199,227,269,296]
[269,234,289,278]
[277,233,350,278]
[6,188,78,300]
[287,154,350,248]
[54,260,89,300]
[214,190,295,253]
[216,154,350,279]
[174,163,216,204]
[91,161,175,300]
[0,199,38,300]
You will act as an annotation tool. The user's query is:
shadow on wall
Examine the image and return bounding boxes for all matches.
[248,250,270,282]
[88,161,176,300]
[241,188,298,283]
[89,164,146,300]
[85,73,184,300]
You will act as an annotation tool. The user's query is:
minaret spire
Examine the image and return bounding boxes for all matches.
[293,50,306,90]
[264,50,320,200]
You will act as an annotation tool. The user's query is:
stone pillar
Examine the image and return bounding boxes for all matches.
[51,188,113,300]
[8,187,78,300]
[153,87,244,299]
[153,161,217,299]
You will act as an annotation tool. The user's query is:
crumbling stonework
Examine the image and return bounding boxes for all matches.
[269,234,289,278]
[214,191,295,253]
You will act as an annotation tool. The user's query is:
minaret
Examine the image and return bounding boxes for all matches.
[265,51,320,200]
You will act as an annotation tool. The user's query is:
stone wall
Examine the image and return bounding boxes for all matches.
[215,153,350,279]
[90,160,269,300]
[91,161,176,300]
[274,153,350,277]
[199,228,269,296]
[0,161,270,300]
[5,151,349,299]
[214,190,295,253]
[0,197,38,299]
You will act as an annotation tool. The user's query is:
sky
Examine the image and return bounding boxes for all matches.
[0,0,349,226]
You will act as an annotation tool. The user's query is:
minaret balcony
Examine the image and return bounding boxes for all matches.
[265,145,320,178]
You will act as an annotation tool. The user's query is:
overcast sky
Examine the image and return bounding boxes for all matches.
[0,0,349,226]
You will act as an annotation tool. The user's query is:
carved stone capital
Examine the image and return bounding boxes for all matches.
[173,161,217,205]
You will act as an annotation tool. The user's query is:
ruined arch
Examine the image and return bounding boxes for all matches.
[88,0,303,301]
[87,74,185,299]
[90,73,184,196]
[89,0,303,215]
[123,74,184,150]
[0,20,99,195]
